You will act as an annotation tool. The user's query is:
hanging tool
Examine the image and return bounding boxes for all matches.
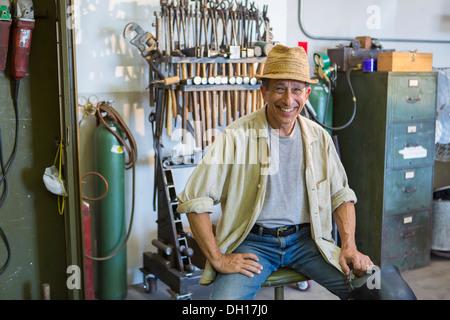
[10,0,34,81]
[160,0,170,55]
[124,22,159,105]
[151,75,180,86]
[123,22,156,58]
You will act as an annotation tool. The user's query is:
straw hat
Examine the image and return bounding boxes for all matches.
[256,44,318,84]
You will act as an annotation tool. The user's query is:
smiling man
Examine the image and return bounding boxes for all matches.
[177,45,373,300]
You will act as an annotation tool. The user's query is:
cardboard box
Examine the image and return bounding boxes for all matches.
[377,52,433,72]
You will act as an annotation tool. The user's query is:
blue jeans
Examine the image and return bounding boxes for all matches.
[210,226,349,300]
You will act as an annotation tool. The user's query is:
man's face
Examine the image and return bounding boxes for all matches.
[261,79,311,136]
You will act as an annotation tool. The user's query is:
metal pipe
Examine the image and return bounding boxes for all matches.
[297,0,450,44]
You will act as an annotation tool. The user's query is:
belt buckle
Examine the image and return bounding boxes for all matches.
[276,226,288,237]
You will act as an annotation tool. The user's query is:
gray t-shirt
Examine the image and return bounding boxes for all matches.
[256,120,310,228]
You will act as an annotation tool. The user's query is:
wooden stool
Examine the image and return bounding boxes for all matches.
[262,268,311,300]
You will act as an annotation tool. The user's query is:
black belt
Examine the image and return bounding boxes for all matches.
[250,223,309,237]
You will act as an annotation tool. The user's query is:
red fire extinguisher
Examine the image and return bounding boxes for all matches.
[10,0,35,81]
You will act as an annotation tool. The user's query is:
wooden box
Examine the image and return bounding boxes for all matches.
[377,52,433,72]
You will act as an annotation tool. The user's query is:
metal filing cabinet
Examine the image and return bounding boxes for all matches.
[333,71,436,271]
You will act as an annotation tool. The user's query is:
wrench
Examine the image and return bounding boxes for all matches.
[123,22,156,57]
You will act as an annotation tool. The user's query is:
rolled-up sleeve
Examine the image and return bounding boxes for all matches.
[177,195,214,214]
[331,187,357,213]
[325,134,357,212]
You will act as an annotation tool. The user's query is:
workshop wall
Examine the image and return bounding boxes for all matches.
[74,0,450,285]
[0,0,68,299]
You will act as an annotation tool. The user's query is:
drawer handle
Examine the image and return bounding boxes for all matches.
[406,96,421,103]
[405,143,419,147]
[401,231,416,238]
[402,187,417,193]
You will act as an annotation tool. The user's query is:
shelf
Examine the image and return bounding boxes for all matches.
[154,83,261,92]
[158,56,267,64]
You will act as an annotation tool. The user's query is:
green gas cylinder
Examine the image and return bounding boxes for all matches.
[308,80,333,135]
[93,120,127,300]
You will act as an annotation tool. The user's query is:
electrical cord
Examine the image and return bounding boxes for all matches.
[307,69,357,131]
[0,129,12,276]
[0,80,19,185]
[0,80,20,276]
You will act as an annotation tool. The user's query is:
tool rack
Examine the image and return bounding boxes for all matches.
[141,55,266,299]
[125,0,272,299]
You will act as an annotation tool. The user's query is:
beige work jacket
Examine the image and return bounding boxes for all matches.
[177,106,357,285]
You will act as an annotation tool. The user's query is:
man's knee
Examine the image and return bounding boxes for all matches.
[210,270,272,300]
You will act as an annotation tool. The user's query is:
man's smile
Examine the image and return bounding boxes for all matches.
[280,106,297,113]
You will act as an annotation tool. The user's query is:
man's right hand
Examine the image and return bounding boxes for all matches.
[186,212,263,278]
[212,253,263,278]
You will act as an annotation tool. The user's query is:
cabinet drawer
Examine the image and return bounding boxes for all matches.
[387,121,435,168]
[388,75,436,122]
[383,166,433,214]
[381,211,430,270]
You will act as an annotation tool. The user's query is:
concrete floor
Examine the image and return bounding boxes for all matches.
[126,254,450,300]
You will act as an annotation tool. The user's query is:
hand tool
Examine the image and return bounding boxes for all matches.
[210,64,218,139]
[124,22,160,106]
[181,62,189,139]
[237,62,245,117]
[226,84,232,124]
[242,63,251,114]
[170,86,178,119]
[173,0,182,51]
[217,1,229,54]
[229,6,240,59]
[168,3,175,54]
[249,62,257,113]
[228,62,238,121]
[262,4,271,42]
[191,89,202,148]
[208,4,218,52]
[166,88,173,136]
[151,75,180,86]
[180,0,188,49]
[204,89,212,145]
[10,0,35,81]
[198,85,206,149]
[194,58,206,149]
[153,10,163,54]
[183,3,193,54]
[222,62,232,125]
[218,65,225,126]
[179,88,188,142]
[161,0,171,55]
[201,0,210,57]
[172,62,181,124]
[194,0,200,57]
